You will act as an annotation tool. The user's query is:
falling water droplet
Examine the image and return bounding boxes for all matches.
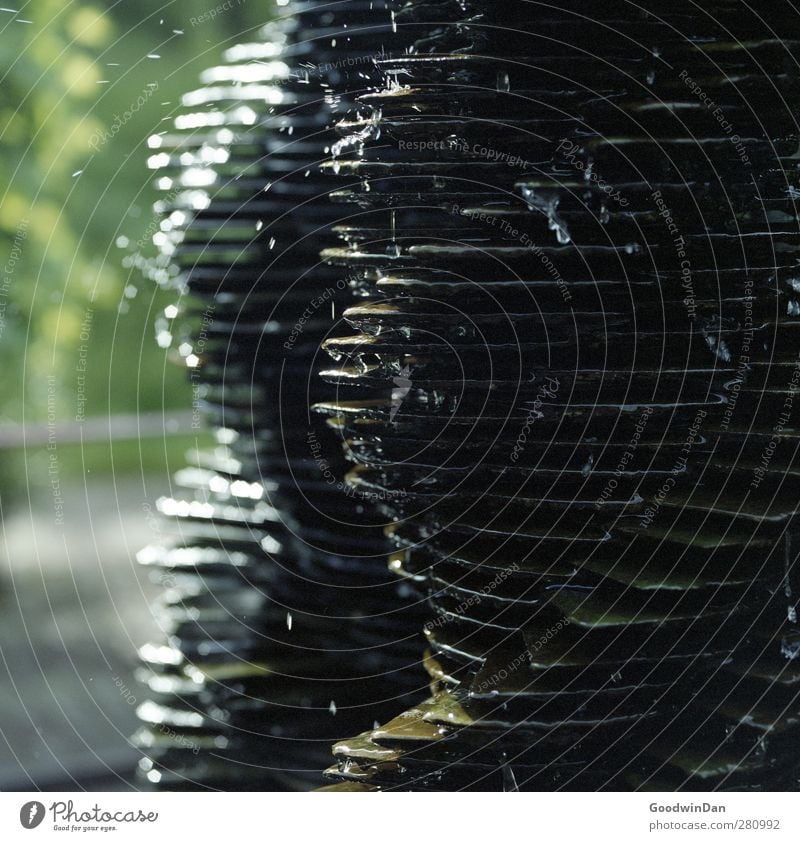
[502,763,519,792]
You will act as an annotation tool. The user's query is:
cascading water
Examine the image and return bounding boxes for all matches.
[318,0,800,791]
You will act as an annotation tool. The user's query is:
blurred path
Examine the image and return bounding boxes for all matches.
[0,479,163,791]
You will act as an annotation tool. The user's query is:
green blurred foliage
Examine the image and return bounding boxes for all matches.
[1,0,273,501]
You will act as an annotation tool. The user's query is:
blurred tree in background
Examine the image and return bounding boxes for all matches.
[0,1,273,504]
